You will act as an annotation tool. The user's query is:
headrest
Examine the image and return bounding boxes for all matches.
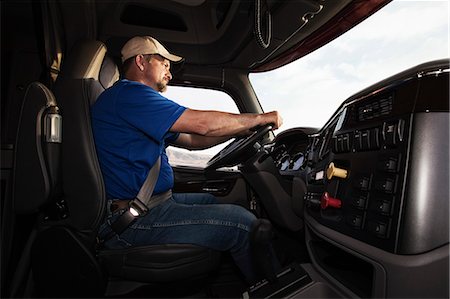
[99,55,119,89]
[60,40,107,80]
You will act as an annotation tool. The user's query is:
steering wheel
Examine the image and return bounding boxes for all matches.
[205,123,273,170]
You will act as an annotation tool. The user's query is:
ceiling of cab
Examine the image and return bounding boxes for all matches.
[95,0,390,72]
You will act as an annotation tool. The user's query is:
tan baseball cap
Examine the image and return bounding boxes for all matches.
[121,36,183,63]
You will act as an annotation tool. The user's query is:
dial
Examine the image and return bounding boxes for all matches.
[291,153,305,170]
[279,154,291,171]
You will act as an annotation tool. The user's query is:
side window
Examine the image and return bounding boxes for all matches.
[164,86,239,168]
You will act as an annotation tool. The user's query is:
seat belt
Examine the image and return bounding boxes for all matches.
[108,156,171,237]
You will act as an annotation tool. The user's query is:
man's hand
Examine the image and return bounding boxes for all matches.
[236,111,283,137]
[263,111,283,129]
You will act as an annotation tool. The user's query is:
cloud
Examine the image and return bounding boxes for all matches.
[251,0,449,129]
[343,1,448,42]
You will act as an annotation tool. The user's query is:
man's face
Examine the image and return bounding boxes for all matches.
[144,54,172,92]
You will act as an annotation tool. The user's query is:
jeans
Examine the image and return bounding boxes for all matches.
[98,192,258,282]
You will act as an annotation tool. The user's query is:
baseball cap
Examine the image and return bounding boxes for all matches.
[121,36,183,63]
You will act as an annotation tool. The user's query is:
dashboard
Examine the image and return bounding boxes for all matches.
[269,59,449,298]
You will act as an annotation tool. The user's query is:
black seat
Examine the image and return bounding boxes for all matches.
[26,39,220,297]
[12,82,61,216]
[8,82,64,297]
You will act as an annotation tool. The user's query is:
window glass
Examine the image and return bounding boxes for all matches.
[164,86,239,168]
[250,0,448,131]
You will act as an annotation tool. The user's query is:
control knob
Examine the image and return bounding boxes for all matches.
[321,192,342,210]
[326,162,348,180]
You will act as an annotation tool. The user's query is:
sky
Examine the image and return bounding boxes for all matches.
[250,0,449,129]
[165,0,449,160]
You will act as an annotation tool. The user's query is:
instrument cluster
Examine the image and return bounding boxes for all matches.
[271,128,315,175]
[277,152,306,172]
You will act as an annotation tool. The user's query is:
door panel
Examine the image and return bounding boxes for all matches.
[172,167,249,207]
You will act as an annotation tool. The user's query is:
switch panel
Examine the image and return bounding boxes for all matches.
[304,64,449,255]
[306,116,410,252]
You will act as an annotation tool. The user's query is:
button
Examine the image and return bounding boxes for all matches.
[374,200,392,215]
[333,136,339,153]
[347,214,363,228]
[374,178,396,193]
[354,130,362,151]
[370,127,380,149]
[338,135,344,152]
[397,119,405,142]
[361,130,370,150]
[320,192,342,209]
[342,133,351,152]
[383,121,397,146]
[353,174,372,190]
[378,157,398,173]
[357,176,370,191]
[334,134,351,153]
[367,220,389,238]
[352,195,367,209]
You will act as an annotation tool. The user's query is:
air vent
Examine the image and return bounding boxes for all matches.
[357,94,393,121]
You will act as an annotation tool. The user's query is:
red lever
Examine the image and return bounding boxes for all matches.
[321,192,342,209]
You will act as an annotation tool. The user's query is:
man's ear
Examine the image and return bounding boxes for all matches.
[135,55,145,71]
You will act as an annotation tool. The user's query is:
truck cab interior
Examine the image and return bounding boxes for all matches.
[1,0,449,298]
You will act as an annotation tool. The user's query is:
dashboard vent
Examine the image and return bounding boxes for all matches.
[357,95,393,121]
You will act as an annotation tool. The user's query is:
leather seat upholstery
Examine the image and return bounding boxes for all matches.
[13,82,61,215]
[99,243,221,282]
[9,82,65,297]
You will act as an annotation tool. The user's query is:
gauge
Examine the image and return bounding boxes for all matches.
[278,154,291,171]
[291,153,305,170]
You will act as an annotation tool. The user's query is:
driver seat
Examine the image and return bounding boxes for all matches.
[30,39,220,297]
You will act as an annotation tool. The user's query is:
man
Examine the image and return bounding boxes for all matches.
[91,36,282,283]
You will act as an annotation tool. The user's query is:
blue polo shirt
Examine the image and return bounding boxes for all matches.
[91,79,186,199]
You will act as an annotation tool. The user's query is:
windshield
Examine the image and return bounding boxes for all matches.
[250,0,449,130]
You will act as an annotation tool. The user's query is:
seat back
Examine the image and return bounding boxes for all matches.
[8,82,62,297]
[13,82,62,215]
[27,40,119,297]
[52,39,119,234]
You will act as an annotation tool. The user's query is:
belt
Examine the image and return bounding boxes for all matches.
[102,190,173,243]
[110,190,172,214]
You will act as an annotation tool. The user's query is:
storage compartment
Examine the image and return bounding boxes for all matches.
[309,236,374,298]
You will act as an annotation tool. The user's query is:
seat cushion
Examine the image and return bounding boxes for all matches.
[98,244,221,282]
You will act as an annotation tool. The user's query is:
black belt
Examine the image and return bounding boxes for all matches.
[102,190,172,243]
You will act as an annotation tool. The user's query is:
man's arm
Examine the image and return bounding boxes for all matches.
[169,109,282,150]
[171,133,230,150]
[170,109,282,137]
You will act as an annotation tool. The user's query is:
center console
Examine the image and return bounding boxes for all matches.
[304,60,449,252]
[245,60,449,298]
[302,60,449,298]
